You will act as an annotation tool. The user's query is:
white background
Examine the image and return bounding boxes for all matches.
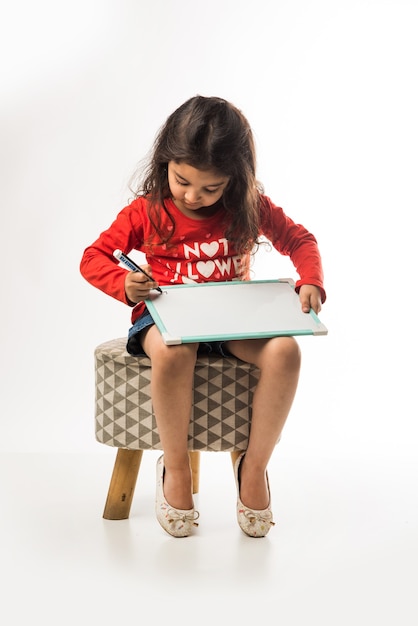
[1,1,417,624]
[1,0,416,458]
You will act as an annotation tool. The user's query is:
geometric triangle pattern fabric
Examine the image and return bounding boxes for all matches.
[94,338,260,452]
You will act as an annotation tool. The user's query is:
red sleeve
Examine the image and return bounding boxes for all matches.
[260,196,326,303]
[80,200,146,306]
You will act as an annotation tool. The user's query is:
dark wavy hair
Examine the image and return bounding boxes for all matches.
[130,95,264,254]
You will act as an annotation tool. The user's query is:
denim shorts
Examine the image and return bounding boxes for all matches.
[126,308,232,357]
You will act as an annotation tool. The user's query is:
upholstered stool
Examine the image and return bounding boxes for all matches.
[95,338,260,520]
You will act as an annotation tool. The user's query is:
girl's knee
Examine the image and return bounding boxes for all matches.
[283,336,301,359]
[152,342,198,373]
[265,336,301,370]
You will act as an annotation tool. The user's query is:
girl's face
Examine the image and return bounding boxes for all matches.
[168,161,229,219]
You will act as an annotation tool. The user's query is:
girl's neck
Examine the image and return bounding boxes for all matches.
[169,197,223,221]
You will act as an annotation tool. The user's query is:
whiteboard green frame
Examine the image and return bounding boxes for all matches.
[145,279,327,345]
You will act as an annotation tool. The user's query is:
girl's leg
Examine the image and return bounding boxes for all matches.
[141,325,199,510]
[225,336,301,510]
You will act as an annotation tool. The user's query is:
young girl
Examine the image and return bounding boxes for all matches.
[80,95,326,538]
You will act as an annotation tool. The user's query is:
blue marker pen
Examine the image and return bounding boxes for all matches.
[113,249,163,294]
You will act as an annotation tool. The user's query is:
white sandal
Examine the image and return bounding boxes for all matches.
[155,455,199,538]
[234,452,275,537]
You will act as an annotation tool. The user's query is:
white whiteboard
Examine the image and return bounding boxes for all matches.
[146,279,328,345]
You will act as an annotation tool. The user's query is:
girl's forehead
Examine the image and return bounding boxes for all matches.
[170,161,228,183]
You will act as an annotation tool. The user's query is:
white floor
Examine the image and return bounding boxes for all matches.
[2,447,417,626]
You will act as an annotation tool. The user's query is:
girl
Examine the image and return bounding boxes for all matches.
[80,95,326,538]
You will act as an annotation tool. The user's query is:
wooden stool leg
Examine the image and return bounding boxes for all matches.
[103,449,143,520]
[189,451,200,494]
[230,450,243,468]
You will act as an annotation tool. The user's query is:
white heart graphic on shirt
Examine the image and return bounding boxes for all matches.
[201,242,219,257]
[196,260,215,278]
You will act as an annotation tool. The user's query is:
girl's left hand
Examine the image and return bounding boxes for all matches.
[298,284,322,314]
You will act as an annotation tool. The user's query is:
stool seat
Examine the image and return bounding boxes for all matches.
[94,338,260,520]
[95,338,259,452]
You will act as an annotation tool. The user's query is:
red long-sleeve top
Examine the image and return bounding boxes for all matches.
[80,195,326,324]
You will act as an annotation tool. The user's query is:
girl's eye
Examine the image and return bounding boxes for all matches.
[175,178,218,194]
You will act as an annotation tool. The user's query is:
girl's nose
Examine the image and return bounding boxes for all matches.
[185,189,200,203]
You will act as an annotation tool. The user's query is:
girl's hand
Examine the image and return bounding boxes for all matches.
[298,284,322,314]
[124,265,159,304]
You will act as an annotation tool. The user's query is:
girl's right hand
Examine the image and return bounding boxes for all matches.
[124,266,159,303]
